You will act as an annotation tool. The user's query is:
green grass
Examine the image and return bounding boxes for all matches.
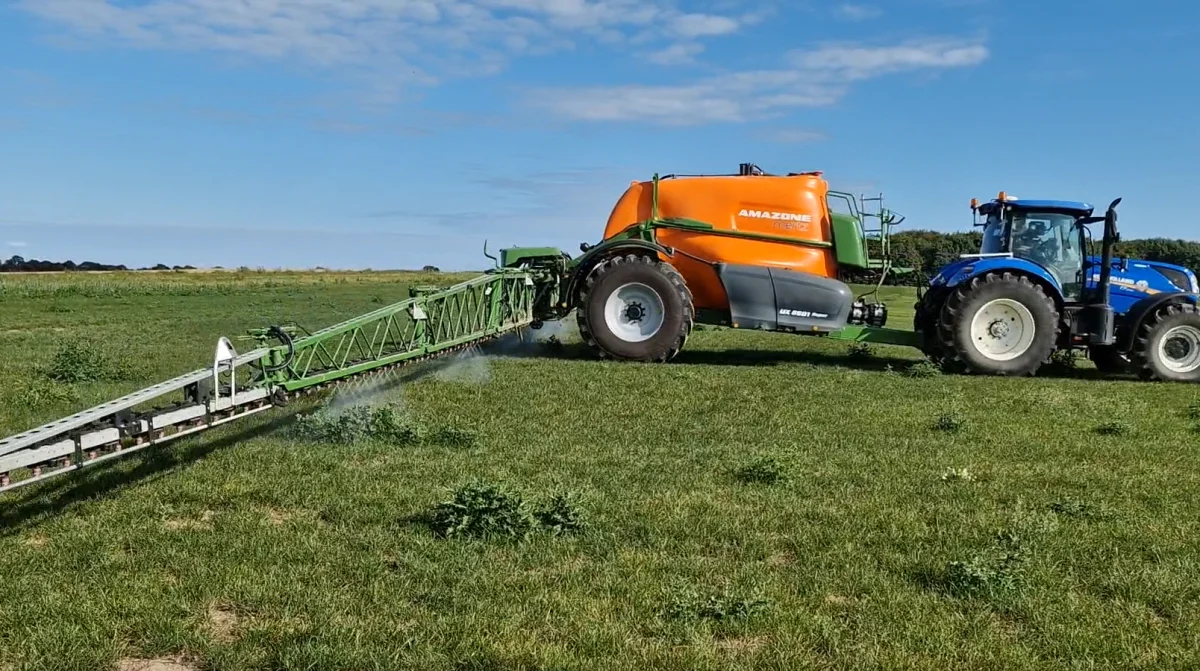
[2,271,1200,670]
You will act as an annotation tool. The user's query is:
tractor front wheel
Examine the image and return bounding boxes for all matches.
[1130,302,1200,382]
[577,253,694,362]
[938,272,1059,376]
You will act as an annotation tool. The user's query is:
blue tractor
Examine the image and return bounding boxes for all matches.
[913,193,1200,381]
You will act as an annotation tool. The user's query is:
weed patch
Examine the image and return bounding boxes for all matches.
[939,505,1057,597]
[1186,402,1200,420]
[847,341,873,359]
[732,456,789,485]
[905,359,942,378]
[944,530,1030,595]
[534,491,587,535]
[426,482,589,540]
[291,402,422,444]
[44,338,135,383]
[429,426,478,449]
[1047,348,1079,371]
[1096,421,1132,437]
[663,586,773,623]
[7,378,79,408]
[941,467,976,483]
[1049,497,1114,520]
[428,481,536,540]
[934,412,964,433]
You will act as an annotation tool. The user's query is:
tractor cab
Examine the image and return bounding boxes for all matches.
[972,193,1092,301]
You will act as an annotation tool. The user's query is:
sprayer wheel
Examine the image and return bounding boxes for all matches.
[577,253,693,362]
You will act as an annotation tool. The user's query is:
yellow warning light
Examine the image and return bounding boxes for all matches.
[970,198,979,209]
[998,191,1008,201]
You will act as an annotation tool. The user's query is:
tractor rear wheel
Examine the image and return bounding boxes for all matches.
[1130,302,1200,382]
[937,272,1059,376]
[577,253,693,362]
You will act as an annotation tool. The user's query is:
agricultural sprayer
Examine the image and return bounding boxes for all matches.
[3,162,1199,494]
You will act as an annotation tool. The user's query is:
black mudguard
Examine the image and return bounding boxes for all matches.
[716,263,854,332]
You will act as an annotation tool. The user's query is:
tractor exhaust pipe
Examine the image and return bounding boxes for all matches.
[1086,197,1122,347]
[1096,197,1122,308]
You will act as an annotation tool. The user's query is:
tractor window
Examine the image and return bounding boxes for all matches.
[981,214,1007,254]
[1010,212,1083,300]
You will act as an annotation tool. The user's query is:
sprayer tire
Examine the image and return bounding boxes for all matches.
[937,271,1059,376]
[577,253,693,362]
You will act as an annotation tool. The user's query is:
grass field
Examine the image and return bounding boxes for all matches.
[2,270,1199,671]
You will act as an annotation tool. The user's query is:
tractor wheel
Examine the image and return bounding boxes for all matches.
[937,272,1059,376]
[576,253,693,362]
[1129,302,1200,382]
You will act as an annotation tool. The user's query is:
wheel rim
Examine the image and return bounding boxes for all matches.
[968,298,1036,361]
[604,282,665,343]
[1157,325,1200,374]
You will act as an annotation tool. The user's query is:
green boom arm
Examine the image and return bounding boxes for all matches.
[254,269,539,393]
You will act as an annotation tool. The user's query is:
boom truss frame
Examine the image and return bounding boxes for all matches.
[0,269,538,495]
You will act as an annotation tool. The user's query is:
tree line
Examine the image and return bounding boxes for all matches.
[1,255,196,273]
[843,230,1200,286]
[6,229,1200,281]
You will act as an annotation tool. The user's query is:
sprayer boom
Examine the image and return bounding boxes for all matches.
[0,269,539,495]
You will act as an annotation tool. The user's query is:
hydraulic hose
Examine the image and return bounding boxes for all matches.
[256,325,296,374]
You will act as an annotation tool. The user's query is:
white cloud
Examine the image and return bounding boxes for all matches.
[16,0,748,92]
[647,42,705,66]
[6,241,29,248]
[669,13,740,38]
[526,37,988,124]
[836,4,883,20]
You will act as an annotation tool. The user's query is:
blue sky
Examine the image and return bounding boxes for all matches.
[0,0,1196,271]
